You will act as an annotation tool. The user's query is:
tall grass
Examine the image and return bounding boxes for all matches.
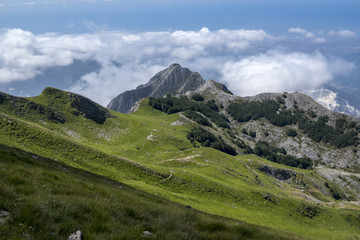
[0,144,297,240]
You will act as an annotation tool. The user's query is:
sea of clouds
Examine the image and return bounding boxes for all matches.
[0,27,357,105]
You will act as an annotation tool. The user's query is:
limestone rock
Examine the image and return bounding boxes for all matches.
[69,230,83,240]
[143,230,154,237]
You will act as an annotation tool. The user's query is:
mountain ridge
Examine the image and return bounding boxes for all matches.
[108,63,360,119]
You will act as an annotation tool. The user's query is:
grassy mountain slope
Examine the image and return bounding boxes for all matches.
[0,144,296,240]
[0,88,360,239]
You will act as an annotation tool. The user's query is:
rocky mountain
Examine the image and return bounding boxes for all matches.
[107,64,360,172]
[146,80,360,202]
[107,63,205,113]
[183,82,360,170]
[109,64,360,122]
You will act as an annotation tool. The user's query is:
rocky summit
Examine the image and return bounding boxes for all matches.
[107,63,205,113]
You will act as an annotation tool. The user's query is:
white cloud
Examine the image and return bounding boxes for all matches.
[288,27,325,43]
[288,27,308,34]
[220,51,355,97]
[313,37,326,43]
[0,28,102,83]
[69,64,165,106]
[0,27,357,105]
[328,30,357,38]
[0,28,270,104]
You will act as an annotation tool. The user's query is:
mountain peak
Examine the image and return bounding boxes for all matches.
[107,64,205,113]
[169,63,182,68]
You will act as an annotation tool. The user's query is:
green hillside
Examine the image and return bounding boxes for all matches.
[0,88,359,239]
[0,144,296,239]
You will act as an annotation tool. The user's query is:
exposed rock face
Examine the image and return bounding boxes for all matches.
[69,230,83,240]
[259,165,297,181]
[187,79,237,110]
[107,63,205,113]
[191,79,233,97]
[317,166,360,199]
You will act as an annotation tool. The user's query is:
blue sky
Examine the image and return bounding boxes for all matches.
[0,0,359,105]
[1,0,359,34]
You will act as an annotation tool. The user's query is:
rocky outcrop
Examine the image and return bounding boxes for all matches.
[195,79,233,95]
[0,210,9,224]
[107,63,205,113]
[69,230,83,240]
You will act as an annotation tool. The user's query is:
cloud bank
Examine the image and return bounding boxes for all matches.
[328,30,357,38]
[0,27,357,105]
[288,27,326,43]
[221,51,355,96]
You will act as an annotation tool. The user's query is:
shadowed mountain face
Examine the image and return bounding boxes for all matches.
[107,63,205,113]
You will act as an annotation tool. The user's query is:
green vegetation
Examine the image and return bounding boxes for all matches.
[227,99,294,126]
[227,99,359,148]
[0,144,295,240]
[233,139,253,154]
[191,93,205,101]
[0,92,66,124]
[298,116,358,148]
[324,181,344,200]
[187,127,236,155]
[0,89,360,240]
[254,141,313,169]
[285,128,298,137]
[149,95,230,128]
[183,110,212,127]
